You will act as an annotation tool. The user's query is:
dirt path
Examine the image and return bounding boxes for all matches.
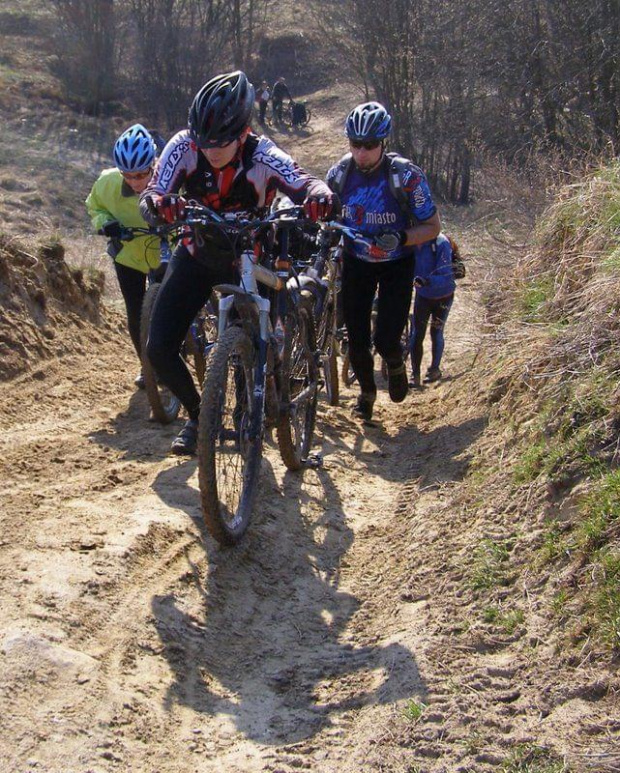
[0,247,489,773]
[5,104,615,773]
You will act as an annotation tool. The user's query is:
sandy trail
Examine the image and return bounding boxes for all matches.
[5,109,609,773]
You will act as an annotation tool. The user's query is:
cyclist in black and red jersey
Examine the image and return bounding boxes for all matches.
[140,70,337,455]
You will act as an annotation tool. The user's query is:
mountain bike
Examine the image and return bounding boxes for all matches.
[282,100,311,129]
[178,203,319,545]
[311,222,413,391]
[295,224,343,405]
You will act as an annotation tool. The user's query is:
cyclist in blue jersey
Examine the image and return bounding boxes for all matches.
[326,102,440,422]
[410,233,456,387]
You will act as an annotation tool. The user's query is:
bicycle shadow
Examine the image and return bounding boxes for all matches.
[149,452,426,744]
[315,397,487,488]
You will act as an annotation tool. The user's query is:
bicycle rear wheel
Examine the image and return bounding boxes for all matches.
[185,294,218,387]
[197,326,262,545]
[277,306,319,470]
[140,283,181,424]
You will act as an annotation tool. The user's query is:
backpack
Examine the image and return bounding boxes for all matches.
[448,236,466,279]
[292,102,307,126]
[329,152,416,226]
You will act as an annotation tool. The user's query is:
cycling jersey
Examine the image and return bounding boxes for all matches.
[326,153,437,263]
[413,233,456,299]
[86,168,161,274]
[143,130,327,213]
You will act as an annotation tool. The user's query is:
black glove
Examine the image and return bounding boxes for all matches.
[372,229,406,253]
[414,276,428,288]
[303,192,340,222]
[100,220,123,239]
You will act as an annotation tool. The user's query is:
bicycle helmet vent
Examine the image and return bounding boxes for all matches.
[188,70,255,147]
[113,124,156,172]
[345,102,392,141]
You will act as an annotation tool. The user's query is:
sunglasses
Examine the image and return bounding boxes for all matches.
[350,139,382,150]
[200,138,238,149]
[121,169,152,181]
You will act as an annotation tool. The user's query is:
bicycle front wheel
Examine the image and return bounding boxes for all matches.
[277,307,319,470]
[197,326,262,545]
[140,283,181,424]
[319,302,339,406]
[323,335,339,406]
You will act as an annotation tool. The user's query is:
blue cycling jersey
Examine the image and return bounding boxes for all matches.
[414,233,456,299]
[327,154,436,262]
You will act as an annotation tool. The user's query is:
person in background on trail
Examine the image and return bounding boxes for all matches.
[86,124,162,390]
[409,233,456,387]
[326,101,441,423]
[271,76,292,124]
[139,70,338,456]
[257,80,271,125]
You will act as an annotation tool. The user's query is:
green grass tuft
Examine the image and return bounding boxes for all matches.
[470,538,512,590]
[500,743,566,772]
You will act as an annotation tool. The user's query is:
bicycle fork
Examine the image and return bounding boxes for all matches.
[217,251,275,443]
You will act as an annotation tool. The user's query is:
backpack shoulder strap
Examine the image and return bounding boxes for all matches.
[385,152,416,226]
[329,153,353,196]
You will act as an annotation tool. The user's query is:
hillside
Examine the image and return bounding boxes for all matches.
[1,3,619,773]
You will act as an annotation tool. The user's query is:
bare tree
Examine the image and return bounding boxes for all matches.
[49,0,118,114]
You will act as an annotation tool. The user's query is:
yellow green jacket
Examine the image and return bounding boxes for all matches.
[85,167,160,274]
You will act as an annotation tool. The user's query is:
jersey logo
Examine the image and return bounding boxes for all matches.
[159,139,192,189]
[253,150,300,185]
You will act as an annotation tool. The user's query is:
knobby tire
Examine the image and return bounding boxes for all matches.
[276,307,319,471]
[197,326,262,545]
[318,301,339,406]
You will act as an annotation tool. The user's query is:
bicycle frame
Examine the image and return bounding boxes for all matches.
[206,205,314,442]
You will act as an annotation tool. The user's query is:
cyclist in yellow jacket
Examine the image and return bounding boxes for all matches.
[86,124,162,389]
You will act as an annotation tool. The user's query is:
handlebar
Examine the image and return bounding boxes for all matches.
[105,224,176,242]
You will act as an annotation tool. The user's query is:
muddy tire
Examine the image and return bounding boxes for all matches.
[197,326,262,546]
[276,307,319,471]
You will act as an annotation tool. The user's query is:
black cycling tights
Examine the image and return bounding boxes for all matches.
[409,293,454,375]
[146,247,237,421]
[114,261,147,362]
[341,253,414,396]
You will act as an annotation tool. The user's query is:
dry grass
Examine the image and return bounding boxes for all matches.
[465,159,620,657]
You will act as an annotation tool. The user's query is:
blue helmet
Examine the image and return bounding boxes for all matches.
[345,102,392,141]
[113,124,156,172]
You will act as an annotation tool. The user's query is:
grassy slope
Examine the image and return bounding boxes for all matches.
[461,162,620,658]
